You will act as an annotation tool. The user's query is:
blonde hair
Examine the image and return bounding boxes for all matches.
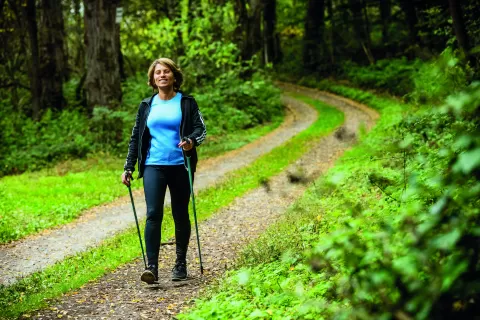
[147,58,184,91]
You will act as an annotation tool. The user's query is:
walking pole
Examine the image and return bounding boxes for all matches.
[183,142,204,275]
[127,182,147,269]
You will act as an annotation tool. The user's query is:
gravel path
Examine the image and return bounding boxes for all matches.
[27,84,378,320]
[0,92,316,286]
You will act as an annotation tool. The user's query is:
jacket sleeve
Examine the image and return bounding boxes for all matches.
[187,98,207,146]
[123,103,143,172]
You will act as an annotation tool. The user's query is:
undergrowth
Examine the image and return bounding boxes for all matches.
[0,93,343,319]
[178,82,479,319]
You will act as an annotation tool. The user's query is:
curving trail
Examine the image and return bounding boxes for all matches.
[0,87,316,286]
[27,84,378,320]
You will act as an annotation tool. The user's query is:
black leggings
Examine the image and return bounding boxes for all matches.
[143,165,192,266]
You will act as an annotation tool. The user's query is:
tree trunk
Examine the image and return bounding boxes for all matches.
[348,0,373,63]
[24,0,41,119]
[243,0,264,61]
[362,0,374,64]
[38,0,67,111]
[72,0,85,75]
[116,22,125,81]
[263,0,280,64]
[380,0,390,45]
[326,0,335,64]
[83,0,122,110]
[234,0,248,48]
[303,0,325,72]
[115,2,125,81]
[448,0,471,63]
[399,0,418,45]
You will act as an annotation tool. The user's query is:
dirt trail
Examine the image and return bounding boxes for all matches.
[28,84,378,320]
[0,92,315,286]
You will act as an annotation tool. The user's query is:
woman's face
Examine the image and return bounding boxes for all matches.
[153,63,174,90]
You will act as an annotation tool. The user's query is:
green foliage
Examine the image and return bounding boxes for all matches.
[179,83,480,319]
[340,58,422,96]
[0,72,281,177]
[0,107,92,175]
[307,82,480,319]
[0,92,341,318]
[177,261,333,320]
[408,48,472,104]
[197,72,283,135]
[0,109,283,244]
[1,2,283,178]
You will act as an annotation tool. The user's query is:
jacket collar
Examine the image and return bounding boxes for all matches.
[142,90,193,104]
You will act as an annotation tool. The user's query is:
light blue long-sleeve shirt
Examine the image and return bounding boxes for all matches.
[145,93,184,166]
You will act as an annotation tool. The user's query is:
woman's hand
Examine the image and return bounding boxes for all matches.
[121,170,133,186]
[178,138,193,151]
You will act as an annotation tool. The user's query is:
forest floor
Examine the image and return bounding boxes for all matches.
[13,84,378,319]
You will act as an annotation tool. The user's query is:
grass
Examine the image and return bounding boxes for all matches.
[176,84,410,320]
[0,115,283,244]
[0,93,344,319]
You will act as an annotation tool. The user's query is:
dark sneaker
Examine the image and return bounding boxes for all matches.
[141,265,158,284]
[171,261,188,281]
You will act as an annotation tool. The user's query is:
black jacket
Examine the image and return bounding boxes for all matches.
[123,92,207,179]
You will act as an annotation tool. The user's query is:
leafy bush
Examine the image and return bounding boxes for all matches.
[308,83,480,319]
[0,71,282,177]
[179,83,480,319]
[196,71,283,135]
[0,107,92,175]
[340,58,422,96]
[296,49,471,104]
[408,48,472,105]
[0,2,286,177]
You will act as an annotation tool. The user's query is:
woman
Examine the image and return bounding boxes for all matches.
[122,58,206,284]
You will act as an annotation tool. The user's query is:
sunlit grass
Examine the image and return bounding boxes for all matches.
[0,116,283,244]
[0,93,343,319]
[177,85,405,320]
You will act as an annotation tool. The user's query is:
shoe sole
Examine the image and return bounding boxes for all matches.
[141,270,157,284]
[171,275,188,281]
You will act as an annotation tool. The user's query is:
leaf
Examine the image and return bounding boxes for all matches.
[432,229,461,250]
[453,148,480,174]
[441,258,468,291]
[393,256,418,278]
[430,196,447,215]
[249,309,268,318]
[237,270,250,285]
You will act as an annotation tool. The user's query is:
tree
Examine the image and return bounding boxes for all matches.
[83,0,122,110]
[263,0,280,64]
[326,0,335,64]
[24,0,41,119]
[235,0,264,61]
[38,0,67,110]
[379,0,391,55]
[399,0,419,45]
[1,0,30,111]
[71,0,85,75]
[348,0,373,64]
[303,0,325,71]
[115,3,125,80]
[448,0,472,65]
